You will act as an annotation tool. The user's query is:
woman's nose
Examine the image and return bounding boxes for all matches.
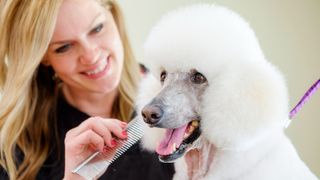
[79,40,99,65]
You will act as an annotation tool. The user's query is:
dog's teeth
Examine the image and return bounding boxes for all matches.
[192,121,199,127]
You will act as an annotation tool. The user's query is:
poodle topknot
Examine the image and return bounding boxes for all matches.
[141,4,288,150]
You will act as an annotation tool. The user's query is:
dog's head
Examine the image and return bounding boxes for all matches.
[137,4,289,162]
[141,69,208,162]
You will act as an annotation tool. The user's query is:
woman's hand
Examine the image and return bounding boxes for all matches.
[63,117,128,180]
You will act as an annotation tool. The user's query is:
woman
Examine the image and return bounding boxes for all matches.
[0,0,174,179]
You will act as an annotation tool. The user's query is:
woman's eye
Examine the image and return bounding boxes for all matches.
[92,23,103,33]
[160,71,167,82]
[55,44,71,54]
[191,72,207,84]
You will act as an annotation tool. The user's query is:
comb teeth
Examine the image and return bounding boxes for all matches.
[72,117,144,180]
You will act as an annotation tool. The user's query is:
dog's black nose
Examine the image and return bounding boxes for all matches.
[141,105,163,125]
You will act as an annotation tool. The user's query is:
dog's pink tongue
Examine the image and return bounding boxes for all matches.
[156,124,188,155]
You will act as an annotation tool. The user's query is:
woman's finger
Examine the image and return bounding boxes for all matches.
[65,129,105,153]
[98,118,128,140]
[66,117,127,147]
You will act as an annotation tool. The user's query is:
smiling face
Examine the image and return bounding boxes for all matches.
[45,0,124,94]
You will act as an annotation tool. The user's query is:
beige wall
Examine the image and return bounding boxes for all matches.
[118,0,320,176]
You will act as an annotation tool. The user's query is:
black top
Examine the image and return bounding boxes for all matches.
[0,95,175,180]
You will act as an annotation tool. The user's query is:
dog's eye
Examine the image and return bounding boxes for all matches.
[160,71,167,82]
[191,72,206,84]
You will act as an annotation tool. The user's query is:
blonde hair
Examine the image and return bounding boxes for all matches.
[105,0,141,121]
[0,0,140,179]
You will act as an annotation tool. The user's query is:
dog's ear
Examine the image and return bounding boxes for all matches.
[200,62,288,150]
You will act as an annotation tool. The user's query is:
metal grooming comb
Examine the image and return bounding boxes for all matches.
[72,117,144,180]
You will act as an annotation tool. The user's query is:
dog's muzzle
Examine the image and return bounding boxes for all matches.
[141,105,163,126]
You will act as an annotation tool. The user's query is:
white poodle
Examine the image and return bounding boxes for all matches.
[136,4,318,180]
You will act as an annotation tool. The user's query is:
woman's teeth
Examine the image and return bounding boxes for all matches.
[85,60,108,75]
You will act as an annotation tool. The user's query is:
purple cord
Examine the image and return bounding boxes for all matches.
[289,79,320,119]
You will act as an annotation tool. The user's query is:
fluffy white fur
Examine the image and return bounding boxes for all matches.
[136,4,317,180]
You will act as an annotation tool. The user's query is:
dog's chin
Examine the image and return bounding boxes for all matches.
[156,120,201,163]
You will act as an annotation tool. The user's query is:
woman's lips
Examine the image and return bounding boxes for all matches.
[81,56,111,79]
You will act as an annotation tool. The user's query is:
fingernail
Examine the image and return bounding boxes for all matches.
[111,139,117,146]
[122,131,128,137]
